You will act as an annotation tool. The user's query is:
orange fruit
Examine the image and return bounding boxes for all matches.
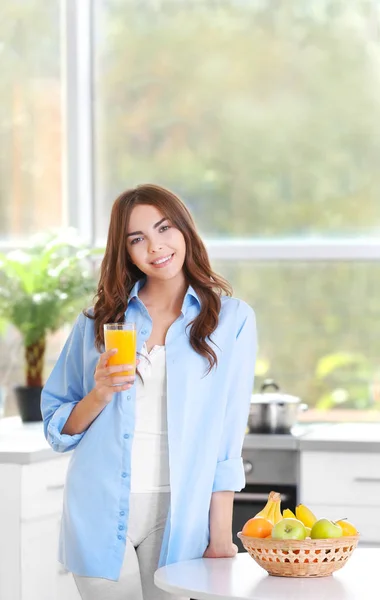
[242,517,273,538]
[336,520,358,536]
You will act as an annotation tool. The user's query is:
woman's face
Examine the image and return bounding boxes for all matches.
[127,204,186,281]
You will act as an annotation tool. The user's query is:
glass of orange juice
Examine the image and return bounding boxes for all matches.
[104,322,137,378]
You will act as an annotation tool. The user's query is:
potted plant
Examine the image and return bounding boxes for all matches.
[0,230,97,422]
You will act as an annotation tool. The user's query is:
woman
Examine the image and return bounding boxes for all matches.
[41,183,257,600]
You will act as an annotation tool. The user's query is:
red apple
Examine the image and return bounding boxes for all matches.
[272,518,306,540]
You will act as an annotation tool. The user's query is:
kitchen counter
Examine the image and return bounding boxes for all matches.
[244,422,380,453]
[297,422,380,452]
[0,417,379,465]
[0,416,58,464]
[243,424,311,451]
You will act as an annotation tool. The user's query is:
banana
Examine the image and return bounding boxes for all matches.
[266,499,277,525]
[272,498,283,525]
[283,508,297,519]
[253,491,276,521]
[254,491,282,525]
[295,504,317,528]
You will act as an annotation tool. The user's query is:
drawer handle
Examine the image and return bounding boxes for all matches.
[235,492,290,502]
[354,477,380,484]
[235,492,269,502]
[46,483,65,491]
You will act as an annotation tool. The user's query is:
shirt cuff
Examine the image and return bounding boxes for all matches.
[47,401,85,453]
[212,457,245,492]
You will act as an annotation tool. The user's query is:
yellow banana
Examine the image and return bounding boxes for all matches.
[253,491,275,520]
[272,498,283,524]
[295,504,317,528]
[266,500,277,525]
[254,492,274,520]
[254,491,282,525]
[283,508,296,519]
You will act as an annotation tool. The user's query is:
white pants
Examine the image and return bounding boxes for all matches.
[73,491,188,600]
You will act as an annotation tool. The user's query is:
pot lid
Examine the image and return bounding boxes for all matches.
[251,379,301,404]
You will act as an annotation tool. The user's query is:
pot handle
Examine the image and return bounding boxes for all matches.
[260,379,280,393]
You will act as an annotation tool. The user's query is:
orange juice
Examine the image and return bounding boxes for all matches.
[104,328,137,377]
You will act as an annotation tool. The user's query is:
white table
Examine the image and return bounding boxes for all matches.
[155,548,379,600]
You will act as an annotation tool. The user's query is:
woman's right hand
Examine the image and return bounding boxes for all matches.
[93,349,138,405]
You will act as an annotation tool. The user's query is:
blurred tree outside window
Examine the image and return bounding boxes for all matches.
[0,1,64,415]
[93,0,380,422]
[0,1,63,242]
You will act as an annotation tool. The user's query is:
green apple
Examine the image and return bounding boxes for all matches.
[310,519,343,539]
[272,518,306,540]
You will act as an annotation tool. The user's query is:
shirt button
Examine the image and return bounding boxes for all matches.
[141,329,148,335]
[118,525,124,531]
[122,472,127,478]
[124,434,130,439]
[120,511,125,517]
[117,535,123,540]
[127,395,131,401]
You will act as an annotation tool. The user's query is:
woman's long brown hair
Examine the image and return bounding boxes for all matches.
[85,183,232,372]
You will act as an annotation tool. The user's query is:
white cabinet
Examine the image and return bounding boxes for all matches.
[300,451,380,544]
[0,457,81,600]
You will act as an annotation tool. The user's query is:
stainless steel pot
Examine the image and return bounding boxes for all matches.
[248,379,308,434]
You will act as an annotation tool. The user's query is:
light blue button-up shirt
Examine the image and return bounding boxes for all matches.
[41,279,257,580]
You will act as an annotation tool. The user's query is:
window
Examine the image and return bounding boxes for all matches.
[92,0,380,422]
[0,1,64,416]
[0,2,63,243]
[93,0,380,241]
[214,260,380,422]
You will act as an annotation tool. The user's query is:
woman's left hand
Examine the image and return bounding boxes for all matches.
[203,542,238,558]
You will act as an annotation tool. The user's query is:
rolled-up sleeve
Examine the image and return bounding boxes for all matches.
[213,305,257,492]
[41,314,86,453]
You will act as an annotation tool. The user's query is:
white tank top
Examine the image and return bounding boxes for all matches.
[130,343,170,493]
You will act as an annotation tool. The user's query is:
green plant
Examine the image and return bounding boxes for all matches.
[0,230,97,388]
[314,351,378,411]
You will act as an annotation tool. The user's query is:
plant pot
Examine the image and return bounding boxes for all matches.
[14,386,43,423]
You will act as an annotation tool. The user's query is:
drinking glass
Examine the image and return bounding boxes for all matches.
[104,322,137,377]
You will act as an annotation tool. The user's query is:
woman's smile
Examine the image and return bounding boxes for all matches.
[150,253,175,268]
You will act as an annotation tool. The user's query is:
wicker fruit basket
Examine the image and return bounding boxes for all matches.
[237,532,360,578]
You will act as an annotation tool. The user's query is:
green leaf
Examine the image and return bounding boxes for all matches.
[0,229,97,361]
[315,392,337,410]
[315,352,368,379]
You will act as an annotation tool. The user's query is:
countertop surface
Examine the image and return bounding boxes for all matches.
[297,422,380,452]
[244,422,380,452]
[0,417,379,464]
[0,417,58,464]
[154,549,379,600]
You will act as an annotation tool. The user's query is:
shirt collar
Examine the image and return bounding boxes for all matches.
[128,278,200,308]
[128,279,146,300]
[186,284,200,307]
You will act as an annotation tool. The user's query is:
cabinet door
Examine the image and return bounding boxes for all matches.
[21,516,60,600]
[21,516,81,600]
[300,451,380,506]
[21,456,71,520]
